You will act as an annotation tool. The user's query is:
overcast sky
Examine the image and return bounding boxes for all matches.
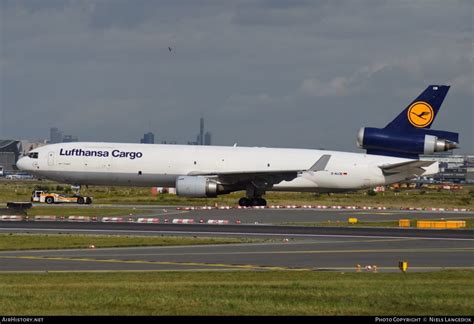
[1,0,472,153]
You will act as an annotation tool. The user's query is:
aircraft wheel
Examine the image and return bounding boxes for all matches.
[238,197,251,207]
[251,198,267,206]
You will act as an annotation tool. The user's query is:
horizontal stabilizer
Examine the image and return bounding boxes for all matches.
[379,160,436,176]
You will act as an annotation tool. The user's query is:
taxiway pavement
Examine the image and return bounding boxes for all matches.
[1,206,472,273]
[0,235,472,273]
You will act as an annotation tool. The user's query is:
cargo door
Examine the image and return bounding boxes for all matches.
[83,147,112,171]
[79,147,112,184]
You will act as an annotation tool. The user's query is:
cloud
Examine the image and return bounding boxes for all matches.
[220,92,291,118]
[232,0,329,27]
[300,52,474,99]
[0,0,472,152]
[299,63,389,97]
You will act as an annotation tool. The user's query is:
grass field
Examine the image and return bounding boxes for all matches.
[0,233,257,251]
[0,270,472,315]
[1,179,473,209]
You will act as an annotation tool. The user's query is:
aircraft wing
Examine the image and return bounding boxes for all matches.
[201,170,299,186]
[189,154,331,187]
[378,160,436,176]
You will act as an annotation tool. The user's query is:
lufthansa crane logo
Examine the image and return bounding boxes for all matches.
[407,101,434,128]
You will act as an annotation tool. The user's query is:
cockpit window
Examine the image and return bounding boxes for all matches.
[28,152,38,159]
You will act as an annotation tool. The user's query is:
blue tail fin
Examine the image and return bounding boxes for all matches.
[358,85,459,159]
[384,85,450,131]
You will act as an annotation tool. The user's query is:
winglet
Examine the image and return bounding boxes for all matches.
[309,155,331,172]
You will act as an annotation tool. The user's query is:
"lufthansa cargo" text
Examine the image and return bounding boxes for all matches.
[59,148,143,160]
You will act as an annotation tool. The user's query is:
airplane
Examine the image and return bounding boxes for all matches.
[17,85,459,207]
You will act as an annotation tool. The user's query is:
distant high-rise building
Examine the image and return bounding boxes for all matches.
[204,131,212,146]
[200,117,204,145]
[62,135,78,143]
[141,132,154,144]
[50,127,63,144]
[195,117,207,145]
[191,117,212,145]
[50,128,78,143]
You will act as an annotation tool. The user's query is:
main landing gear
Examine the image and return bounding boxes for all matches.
[238,197,267,207]
[237,184,268,207]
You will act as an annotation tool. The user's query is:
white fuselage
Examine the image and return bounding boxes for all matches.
[17,142,437,193]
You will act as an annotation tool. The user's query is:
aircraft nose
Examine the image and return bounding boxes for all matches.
[16,157,28,170]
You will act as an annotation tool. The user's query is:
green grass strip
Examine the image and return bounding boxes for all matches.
[0,234,258,251]
[0,270,472,315]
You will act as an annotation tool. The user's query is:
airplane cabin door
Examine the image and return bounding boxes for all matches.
[47,151,54,166]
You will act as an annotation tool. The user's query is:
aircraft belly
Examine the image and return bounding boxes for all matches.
[273,176,317,190]
[273,166,385,192]
[36,170,177,187]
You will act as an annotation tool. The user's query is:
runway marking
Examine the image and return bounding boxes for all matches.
[351,212,397,215]
[146,247,474,255]
[1,247,473,260]
[1,227,472,241]
[0,237,419,252]
[0,256,311,271]
[164,237,424,247]
[0,269,261,274]
[0,237,410,254]
[64,248,474,259]
[136,210,189,217]
[158,247,466,257]
[0,266,473,274]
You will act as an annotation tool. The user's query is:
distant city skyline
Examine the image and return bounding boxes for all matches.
[50,127,78,144]
[45,119,213,146]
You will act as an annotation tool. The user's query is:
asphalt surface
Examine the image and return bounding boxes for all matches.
[1,207,473,273]
[27,204,474,224]
[0,235,472,272]
[1,221,474,239]
[177,208,474,224]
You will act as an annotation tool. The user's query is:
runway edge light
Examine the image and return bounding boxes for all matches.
[399,261,408,272]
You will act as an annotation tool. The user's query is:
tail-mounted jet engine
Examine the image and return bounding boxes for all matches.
[357,127,458,158]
